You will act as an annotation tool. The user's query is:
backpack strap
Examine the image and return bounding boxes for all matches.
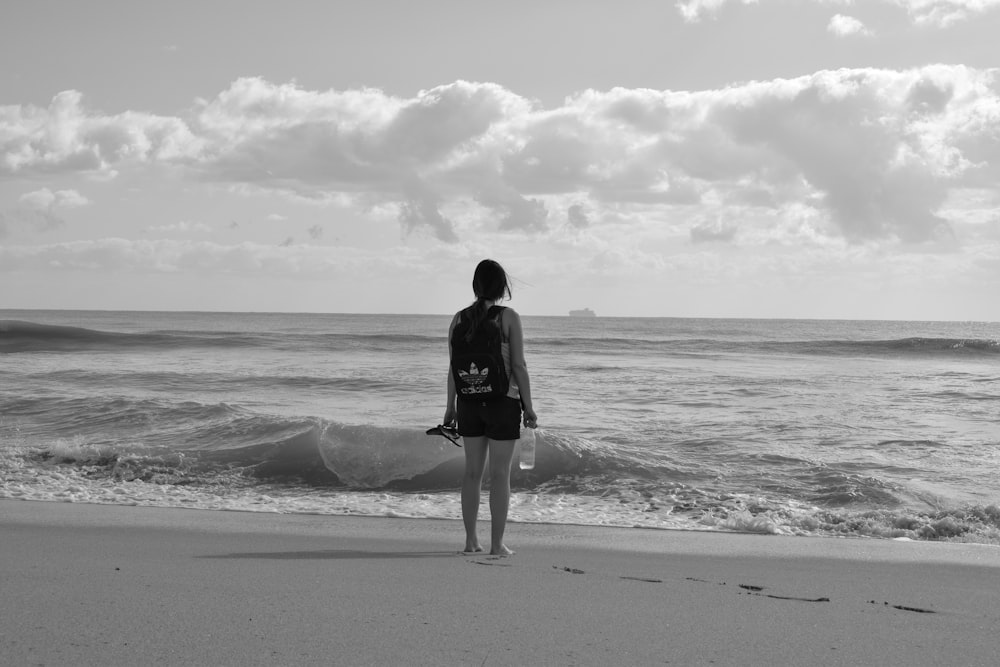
[454,305,506,338]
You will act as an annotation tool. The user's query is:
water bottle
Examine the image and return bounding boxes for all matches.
[518,427,536,470]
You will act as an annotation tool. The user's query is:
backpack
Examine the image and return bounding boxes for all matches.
[451,305,509,403]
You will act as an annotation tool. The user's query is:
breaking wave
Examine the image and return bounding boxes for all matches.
[2,407,998,544]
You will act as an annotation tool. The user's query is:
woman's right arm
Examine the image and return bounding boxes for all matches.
[443,314,459,426]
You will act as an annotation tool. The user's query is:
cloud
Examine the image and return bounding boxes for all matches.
[18,188,90,210]
[475,186,548,232]
[828,14,874,36]
[675,0,759,22]
[892,0,1000,26]
[675,0,1000,26]
[0,238,417,276]
[3,68,998,247]
[190,77,530,240]
[707,69,969,243]
[585,246,669,275]
[691,216,740,243]
[0,91,200,176]
[307,225,323,240]
[0,208,63,234]
[0,187,91,235]
[574,66,996,244]
[145,221,212,234]
[567,204,591,229]
[398,187,459,242]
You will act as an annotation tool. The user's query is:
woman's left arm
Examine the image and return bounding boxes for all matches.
[444,314,459,426]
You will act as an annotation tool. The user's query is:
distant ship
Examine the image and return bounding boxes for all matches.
[569,308,596,318]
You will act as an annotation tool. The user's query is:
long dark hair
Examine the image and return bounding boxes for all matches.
[463,259,512,341]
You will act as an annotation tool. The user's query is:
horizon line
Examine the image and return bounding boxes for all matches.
[1,307,997,325]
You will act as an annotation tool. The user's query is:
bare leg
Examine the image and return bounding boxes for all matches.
[461,435,488,552]
[487,439,517,556]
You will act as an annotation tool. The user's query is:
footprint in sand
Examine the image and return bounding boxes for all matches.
[738,583,830,602]
[471,557,512,567]
[869,600,936,614]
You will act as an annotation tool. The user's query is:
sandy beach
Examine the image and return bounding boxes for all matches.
[2,499,998,666]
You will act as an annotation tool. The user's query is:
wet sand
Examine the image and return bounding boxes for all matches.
[2,500,998,666]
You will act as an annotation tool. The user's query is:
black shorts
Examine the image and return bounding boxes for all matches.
[456,397,522,441]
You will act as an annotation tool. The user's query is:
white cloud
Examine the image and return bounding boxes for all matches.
[892,0,1000,26]
[18,188,90,210]
[199,70,993,245]
[0,238,411,275]
[0,90,200,176]
[567,204,591,229]
[675,0,1000,25]
[0,188,91,236]
[3,68,998,248]
[828,14,874,36]
[188,77,535,241]
[145,221,212,234]
[675,0,759,22]
[690,215,740,243]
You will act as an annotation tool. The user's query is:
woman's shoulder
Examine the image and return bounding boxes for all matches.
[499,305,519,317]
[498,306,522,331]
[486,304,517,321]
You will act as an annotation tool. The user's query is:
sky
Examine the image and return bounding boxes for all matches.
[2,0,999,319]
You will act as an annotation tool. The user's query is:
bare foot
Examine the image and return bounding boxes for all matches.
[490,544,515,556]
[464,543,484,553]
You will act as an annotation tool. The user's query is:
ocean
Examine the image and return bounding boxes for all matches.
[2,310,998,543]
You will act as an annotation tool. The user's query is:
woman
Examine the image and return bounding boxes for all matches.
[443,259,537,556]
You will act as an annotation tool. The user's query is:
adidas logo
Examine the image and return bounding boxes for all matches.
[458,363,490,386]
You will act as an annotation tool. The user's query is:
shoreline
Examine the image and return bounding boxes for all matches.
[3,499,999,666]
[5,496,1000,559]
